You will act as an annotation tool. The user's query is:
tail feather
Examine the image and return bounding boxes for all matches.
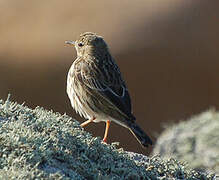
[128,122,153,147]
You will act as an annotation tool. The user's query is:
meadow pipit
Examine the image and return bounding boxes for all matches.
[65,32,152,147]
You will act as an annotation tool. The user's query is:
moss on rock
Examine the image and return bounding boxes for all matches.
[0,96,216,179]
[153,109,219,175]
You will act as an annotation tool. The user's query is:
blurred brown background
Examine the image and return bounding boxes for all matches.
[1,0,219,155]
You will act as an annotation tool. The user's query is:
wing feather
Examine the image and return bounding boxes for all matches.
[76,56,135,120]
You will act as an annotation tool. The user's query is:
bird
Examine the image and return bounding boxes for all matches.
[65,32,152,147]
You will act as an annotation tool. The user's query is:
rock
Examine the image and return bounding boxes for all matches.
[153,110,219,175]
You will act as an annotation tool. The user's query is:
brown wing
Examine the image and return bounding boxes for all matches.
[76,56,135,121]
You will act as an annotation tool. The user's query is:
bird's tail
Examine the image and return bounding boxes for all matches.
[128,122,152,147]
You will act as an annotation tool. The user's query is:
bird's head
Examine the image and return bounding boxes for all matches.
[65,32,108,57]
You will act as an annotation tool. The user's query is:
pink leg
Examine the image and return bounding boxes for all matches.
[103,120,110,143]
[81,117,95,127]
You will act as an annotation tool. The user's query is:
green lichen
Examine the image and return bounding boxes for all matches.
[0,96,216,179]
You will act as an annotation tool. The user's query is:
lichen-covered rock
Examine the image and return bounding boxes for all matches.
[0,96,215,179]
[152,110,219,175]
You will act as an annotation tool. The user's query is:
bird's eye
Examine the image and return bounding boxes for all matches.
[78,43,84,47]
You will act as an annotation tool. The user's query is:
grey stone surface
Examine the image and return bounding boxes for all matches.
[153,110,219,175]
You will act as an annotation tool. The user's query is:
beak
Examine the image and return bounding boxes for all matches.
[65,40,75,46]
